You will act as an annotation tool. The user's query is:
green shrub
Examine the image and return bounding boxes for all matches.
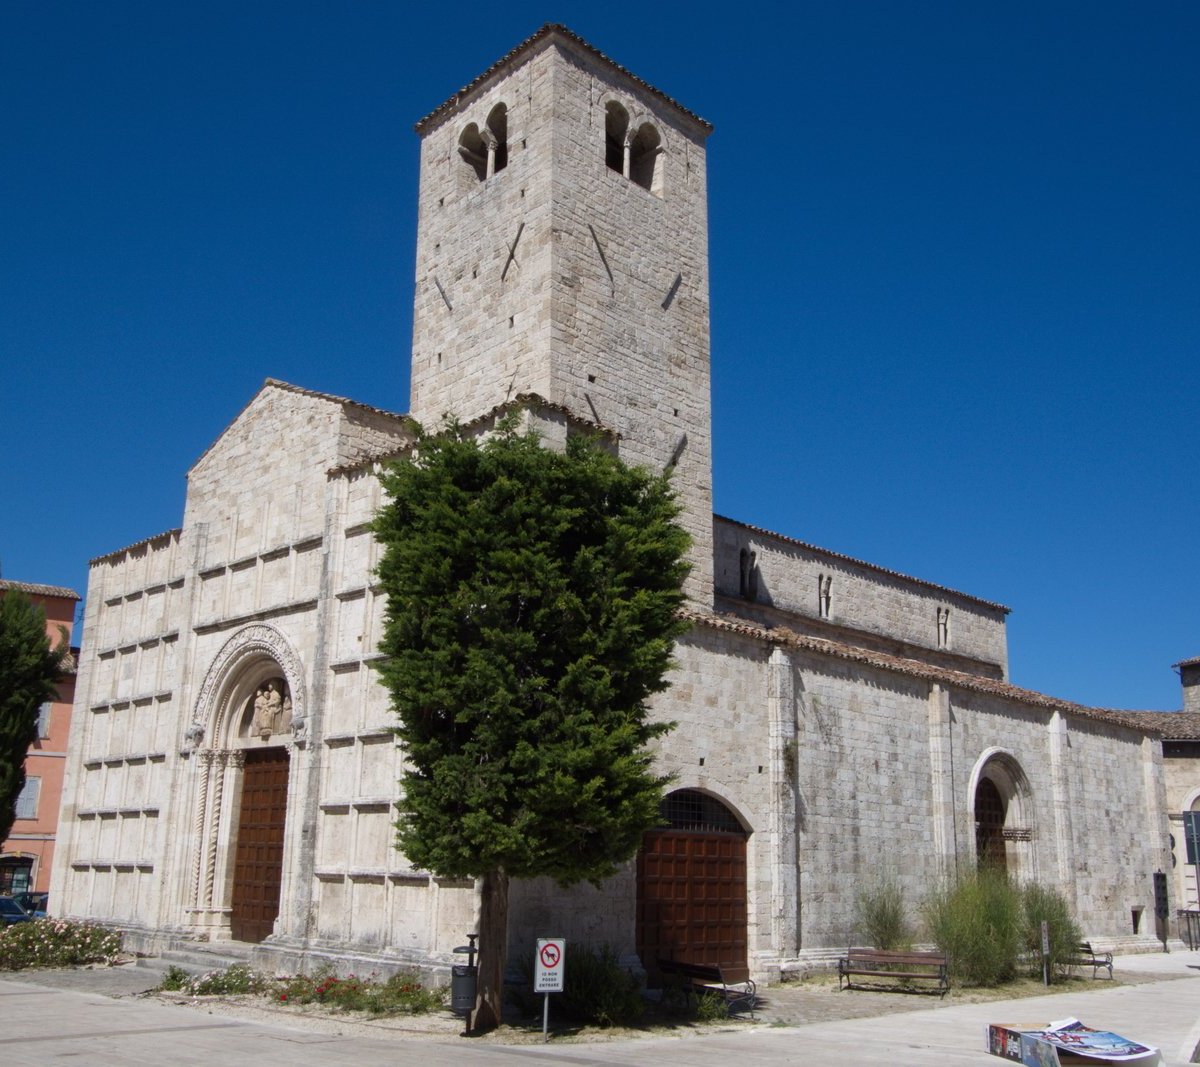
[922,868,1024,986]
[1021,882,1082,979]
[185,964,270,995]
[0,918,122,970]
[695,990,729,1023]
[855,875,913,950]
[557,944,644,1027]
[157,964,192,991]
[157,961,443,1013]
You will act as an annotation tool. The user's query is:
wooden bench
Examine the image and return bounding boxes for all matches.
[656,959,757,1016]
[837,949,949,996]
[1067,941,1113,979]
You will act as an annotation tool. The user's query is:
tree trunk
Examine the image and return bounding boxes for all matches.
[471,866,509,1033]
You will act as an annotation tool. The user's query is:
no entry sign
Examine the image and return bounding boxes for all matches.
[534,937,566,992]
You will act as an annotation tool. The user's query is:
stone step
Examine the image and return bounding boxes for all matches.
[136,940,257,977]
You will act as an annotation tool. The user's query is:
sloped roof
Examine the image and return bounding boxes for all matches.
[680,607,1165,734]
[414,23,713,135]
[0,579,80,601]
[328,391,617,477]
[190,378,410,474]
[718,516,1009,613]
[1118,712,1200,740]
[89,528,181,567]
[1173,655,1200,669]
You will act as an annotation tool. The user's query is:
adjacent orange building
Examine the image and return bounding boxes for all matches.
[0,579,80,897]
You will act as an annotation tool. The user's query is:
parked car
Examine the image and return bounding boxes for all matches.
[13,892,47,918]
[0,897,33,926]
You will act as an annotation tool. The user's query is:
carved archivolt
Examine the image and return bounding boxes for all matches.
[192,624,307,748]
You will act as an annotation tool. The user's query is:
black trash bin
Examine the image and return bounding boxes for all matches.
[450,964,477,1016]
[451,934,479,1017]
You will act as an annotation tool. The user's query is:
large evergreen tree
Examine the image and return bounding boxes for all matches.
[373,423,690,1031]
[0,591,66,843]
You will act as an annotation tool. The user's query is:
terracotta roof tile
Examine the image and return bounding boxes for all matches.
[414,24,712,136]
[0,579,80,601]
[680,608,1165,733]
[1117,712,1200,740]
[261,378,409,424]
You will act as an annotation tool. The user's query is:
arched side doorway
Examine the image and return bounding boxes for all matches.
[970,750,1035,881]
[636,789,750,982]
[975,778,1007,871]
[186,625,305,943]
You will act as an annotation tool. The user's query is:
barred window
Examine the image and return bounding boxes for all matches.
[660,789,744,835]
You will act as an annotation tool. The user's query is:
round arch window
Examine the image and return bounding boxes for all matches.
[660,789,746,835]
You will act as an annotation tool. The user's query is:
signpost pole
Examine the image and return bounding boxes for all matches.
[1041,920,1049,987]
[533,938,566,1044]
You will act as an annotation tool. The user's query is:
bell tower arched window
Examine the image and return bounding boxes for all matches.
[629,122,662,195]
[486,103,508,175]
[458,103,509,184]
[458,123,488,181]
[605,101,629,174]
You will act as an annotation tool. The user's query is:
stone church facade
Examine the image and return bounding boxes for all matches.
[53,25,1175,982]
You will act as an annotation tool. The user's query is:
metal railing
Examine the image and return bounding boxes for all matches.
[1177,909,1200,950]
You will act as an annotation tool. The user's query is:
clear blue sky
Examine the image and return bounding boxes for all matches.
[3,3,1197,710]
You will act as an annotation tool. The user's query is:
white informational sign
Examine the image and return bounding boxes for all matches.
[534,937,566,993]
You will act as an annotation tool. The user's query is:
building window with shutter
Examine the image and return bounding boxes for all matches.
[36,702,51,739]
[1184,809,1200,865]
[14,778,40,821]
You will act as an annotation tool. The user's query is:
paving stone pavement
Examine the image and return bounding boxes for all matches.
[1,952,1198,1066]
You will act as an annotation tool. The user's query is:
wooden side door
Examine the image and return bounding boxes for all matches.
[637,828,749,983]
[230,747,290,943]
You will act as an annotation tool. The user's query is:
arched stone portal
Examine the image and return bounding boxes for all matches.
[636,789,750,982]
[970,750,1036,881]
[185,625,305,942]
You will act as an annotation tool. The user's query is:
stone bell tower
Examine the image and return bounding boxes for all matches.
[409,24,715,602]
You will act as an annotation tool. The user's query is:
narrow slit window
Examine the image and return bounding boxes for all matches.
[739,548,758,601]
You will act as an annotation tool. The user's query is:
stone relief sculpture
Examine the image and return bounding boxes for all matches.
[250,678,291,739]
[182,719,206,754]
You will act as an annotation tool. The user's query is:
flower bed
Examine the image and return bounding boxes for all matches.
[0,918,122,970]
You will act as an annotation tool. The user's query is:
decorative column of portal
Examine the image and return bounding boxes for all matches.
[220,751,247,915]
[190,750,214,909]
[203,751,229,907]
[768,647,798,955]
[926,684,957,877]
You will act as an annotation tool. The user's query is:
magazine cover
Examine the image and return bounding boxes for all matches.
[987,1019,1160,1066]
